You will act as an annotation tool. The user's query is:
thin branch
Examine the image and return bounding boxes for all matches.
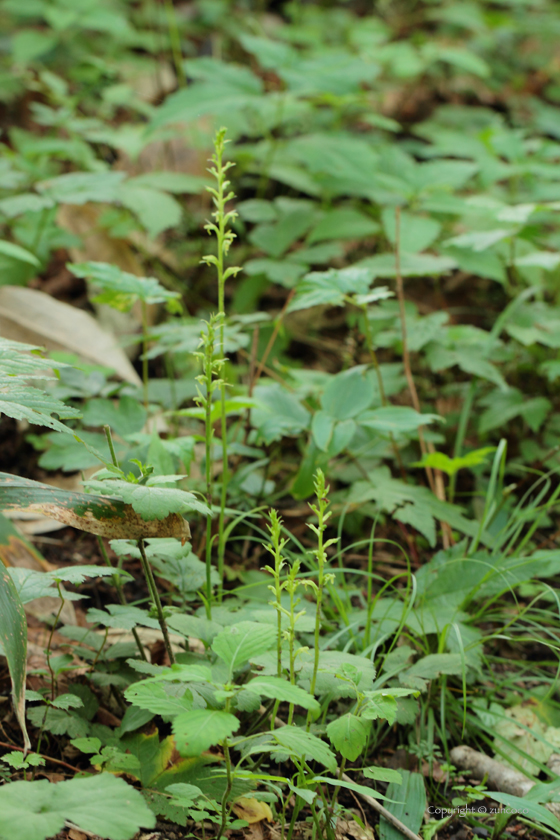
[0,741,78,774]
[394,207,452,548]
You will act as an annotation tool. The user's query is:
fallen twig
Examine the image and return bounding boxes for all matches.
[341,772,422,840]
[0,739,78,773]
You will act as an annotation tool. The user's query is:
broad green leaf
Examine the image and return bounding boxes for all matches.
[0,193,53,218]
[125,681,193,717]
[361,694,398,725]
[359,252,456,278]
[154,613,222,645]
[27,705,89,738]
[312,776,385,800]
[379,770,426,840]
[69,262,181,311]
[127,172,207,194]
[413,447,496,476]
[405,653,464,680]
[308,208,379,244]
[287,267,379,312]
[326,713,370,761]
[445,229,511,252]
[37,171,125,205]
[363,766,403,784]
[0,562,30,750]
[381,209,441,253]
[312,410,335,451]
[83,478,210,520]
[0,473,190,542]
[0,383,81,434]
[212,621,276,676]
[151,58,263,131]
[0,240,40,267]
[245,676,320,713]
[120,184,182,239]
[0,774,156,840]
[81,397,147,438]
[87,604,159,631]
[251,384,310,444]
[359,406,442,434]
[173,710,240,756]
[322,366,375,420]
[514,251,560,270]
[272,726,337,773]
[490,792,560,834]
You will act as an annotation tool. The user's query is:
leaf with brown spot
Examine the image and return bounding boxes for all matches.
[0,473,190,542]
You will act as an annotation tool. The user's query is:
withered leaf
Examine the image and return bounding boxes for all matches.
[0,473,190,542]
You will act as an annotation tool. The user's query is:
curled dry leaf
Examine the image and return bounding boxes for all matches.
[0,473,191,542]
[0,285,141,385]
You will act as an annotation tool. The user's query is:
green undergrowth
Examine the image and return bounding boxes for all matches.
[2,0,560,838]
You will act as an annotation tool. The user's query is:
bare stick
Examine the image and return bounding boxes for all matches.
[253,288,296,387]
[341,773,422,840]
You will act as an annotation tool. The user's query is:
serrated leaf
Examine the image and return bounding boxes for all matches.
[361,694,398,725]
[212,621,277,677]
[288,267,378,312]
[326,713,370,761]
[173,709,240,756]
[69,262,181,310]
[87,604,159,631]
[84,478,209,521]
[413,447,496,476]
[125,681,193,717]
[272,726,337,772]
[27,705,89,738]
[245,676,320,713]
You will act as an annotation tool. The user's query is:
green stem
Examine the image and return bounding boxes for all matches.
[204,369,214,621]
[217,700,233,840]
[164,0,186,87]
[46,582,65,701]
[141,300,149,410]
[103,425,119,469]
[97,536,146,660]
[137,539,175,664]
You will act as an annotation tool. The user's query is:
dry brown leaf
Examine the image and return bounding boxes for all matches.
[12,501,190,542]
[243,823,264,840]
[336,819,375,840]
[0,285,141,385]
[67,828,89,840]
[232,797,274,824]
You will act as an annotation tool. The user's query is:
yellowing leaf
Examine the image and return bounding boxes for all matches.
[232,797,273,824]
